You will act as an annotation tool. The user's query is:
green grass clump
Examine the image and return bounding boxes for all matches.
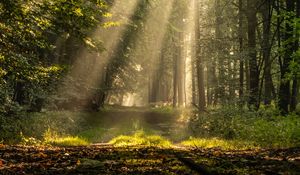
[43,128,89,146]
[109,130,172,147]
[181,137,258,150]
[45,136,89,146]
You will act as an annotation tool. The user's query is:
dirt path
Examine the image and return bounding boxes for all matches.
[1,145,300,174]
[76,109,188,143]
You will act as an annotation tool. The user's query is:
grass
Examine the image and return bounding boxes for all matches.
[42,128,89,146]
[181,137,259,150]
[45,136,89,146]
[109,130,172,147]
[1,105,300,149]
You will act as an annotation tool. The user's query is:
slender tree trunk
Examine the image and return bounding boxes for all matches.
[290,0,299,111]
[215,0,225,104]
[247,0,259,109]
[261,0,273,105]
[195,0,206,111]
[211,58,218,106]
[206,64,211,105]
[192,57,197,105]
[238,0,244,101]
[278,0,295,114]
[177,32,185,107]
[173,46,178,107]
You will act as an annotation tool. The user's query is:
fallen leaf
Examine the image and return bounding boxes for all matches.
[77,159,81,165]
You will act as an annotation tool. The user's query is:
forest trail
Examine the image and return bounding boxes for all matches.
[73,107,189,143]
[1,144,300,174]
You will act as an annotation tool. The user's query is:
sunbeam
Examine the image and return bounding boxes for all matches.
[120,0,175,107]
[183,0,197,107]
[55,0,139,110]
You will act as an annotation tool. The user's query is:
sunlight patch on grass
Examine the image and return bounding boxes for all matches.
[109,130,171,147]
[181,137,259,150]
[45,136,89,146]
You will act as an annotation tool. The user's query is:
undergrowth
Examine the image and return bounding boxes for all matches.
[189,105,300,148]
[1,105,299,149]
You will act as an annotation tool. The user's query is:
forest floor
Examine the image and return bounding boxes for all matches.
[1,107,300,174]
[1,144,300,174]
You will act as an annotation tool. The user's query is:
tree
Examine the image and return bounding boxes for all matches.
[246,0,259,109]
[278,0,295,114]
[195,0,206,111]
[261,0,273,105]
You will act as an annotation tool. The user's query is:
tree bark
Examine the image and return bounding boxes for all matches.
[238,0,244,101]
[177,32,185,107]
[247,0,259,109]
[195,0,206,111]
[278,0,295,114]
[290,0,299,112]
[261,0,273,105]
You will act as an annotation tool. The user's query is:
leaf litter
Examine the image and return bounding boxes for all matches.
[0,145,300,174]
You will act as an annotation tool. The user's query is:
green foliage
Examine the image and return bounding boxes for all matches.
[0,0,108,114]
[109,130,172,147]
[190,106,300,148]
[0,111,89,144]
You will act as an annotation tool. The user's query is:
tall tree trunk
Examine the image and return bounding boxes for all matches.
[290,0,299,112]
[195,0,206,111]
[247,0,259,109]
[238,0,244,101]
[173,46,178,107]
[192,56,197,105]
[278,0,295,114]
[177,32,185,107]
[215,0,225,104]
[206,64,211,105]
[261,0,273,105]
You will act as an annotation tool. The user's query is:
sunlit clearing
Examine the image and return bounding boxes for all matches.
[109,130,172,147]
[181,137,259,150]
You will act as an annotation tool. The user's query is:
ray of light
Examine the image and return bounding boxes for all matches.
[55,0,139,108]
[183,0,197,107]
[121,0,175,106]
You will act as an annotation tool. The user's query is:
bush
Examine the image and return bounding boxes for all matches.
[0,111,90,144]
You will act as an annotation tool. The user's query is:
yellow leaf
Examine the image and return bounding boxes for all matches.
[74,8,83,17]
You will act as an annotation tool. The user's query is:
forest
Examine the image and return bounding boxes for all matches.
[0,0,300,174]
